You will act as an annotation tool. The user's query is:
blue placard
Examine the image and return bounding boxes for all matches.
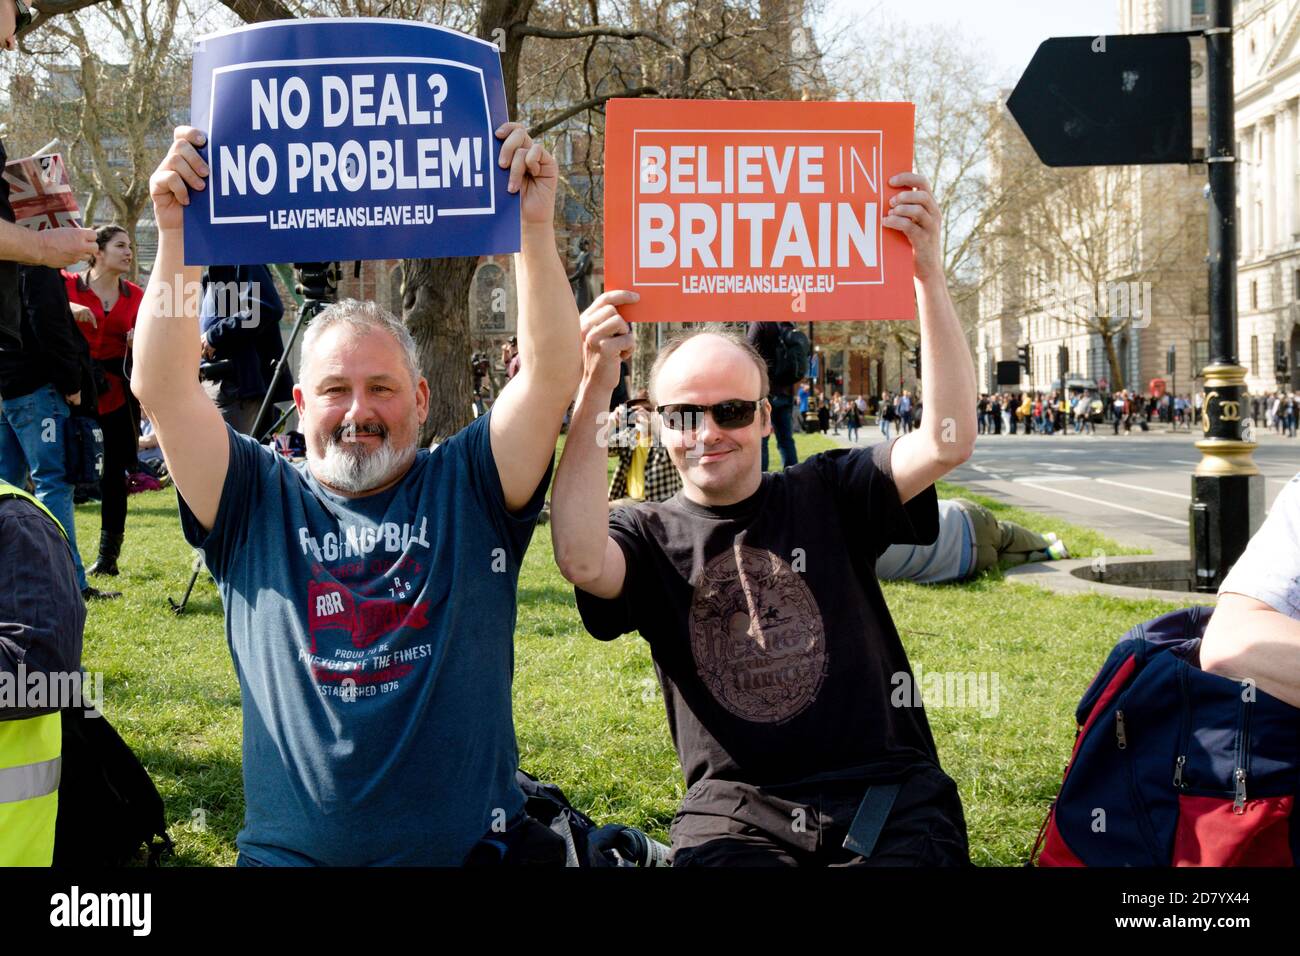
[185,18,518,265]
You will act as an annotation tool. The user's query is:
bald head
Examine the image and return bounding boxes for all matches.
[649,331,768,407]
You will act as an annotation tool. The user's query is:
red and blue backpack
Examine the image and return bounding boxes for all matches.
[1032,605,1300,866]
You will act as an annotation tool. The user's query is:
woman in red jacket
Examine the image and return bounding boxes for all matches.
[64,224,141,581]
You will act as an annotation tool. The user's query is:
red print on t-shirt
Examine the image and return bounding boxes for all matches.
[307,580,430,652]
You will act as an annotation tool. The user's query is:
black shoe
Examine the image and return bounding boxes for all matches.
[88,530,123,576]
[82,584,122,601]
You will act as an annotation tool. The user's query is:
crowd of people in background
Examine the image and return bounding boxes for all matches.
[591,378,1300,460]
[1262,390,1299,437]
[967,387,1300,438]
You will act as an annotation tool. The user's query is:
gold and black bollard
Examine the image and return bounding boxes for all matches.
[1190,364,1263,591]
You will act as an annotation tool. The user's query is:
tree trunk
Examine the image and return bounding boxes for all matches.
[1102,331,1125,392]
[122,199,146,284]
[633,320,657,394]
[403,0,532,446]
[403,257,479,444]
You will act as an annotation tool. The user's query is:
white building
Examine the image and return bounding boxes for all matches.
[1234,0,1300,394]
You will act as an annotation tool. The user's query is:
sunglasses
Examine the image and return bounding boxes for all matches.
[14,0,31,31]
[657,399,763,431]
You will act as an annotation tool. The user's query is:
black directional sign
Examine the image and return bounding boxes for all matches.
[1007,33,1196,166]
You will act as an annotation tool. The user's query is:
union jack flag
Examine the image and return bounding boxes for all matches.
[2,152,82,231]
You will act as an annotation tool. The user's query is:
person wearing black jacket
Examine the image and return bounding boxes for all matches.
[1,0,100,347]
[199,264,293,437]
[746,321,800,470]
[0,265,118,600]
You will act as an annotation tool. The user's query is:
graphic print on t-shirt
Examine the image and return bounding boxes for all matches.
[298,517,435,700]
[688,543,827,723]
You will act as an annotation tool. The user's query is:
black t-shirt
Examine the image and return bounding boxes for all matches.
[0,137,23,350]
[575,441,942,797]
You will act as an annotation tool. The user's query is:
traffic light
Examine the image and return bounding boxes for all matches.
[1277,341,1290,379]
[1018,344,1031,371]
[294,262,341,304]
[1058,344,1069,379]
[910,346,922,379]
[1167,345,1176,375]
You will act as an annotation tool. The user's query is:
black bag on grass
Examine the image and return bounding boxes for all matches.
[514,770,669,867]
[53,708,173,867]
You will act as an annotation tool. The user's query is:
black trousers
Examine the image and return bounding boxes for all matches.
[670,766,970,867]
[95,401,137,535]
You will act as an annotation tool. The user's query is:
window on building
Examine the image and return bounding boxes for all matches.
[1251,335,1260,377]
[1294,268,1300,300]
[1251,280,1258,310]
[1194,339,1210,376]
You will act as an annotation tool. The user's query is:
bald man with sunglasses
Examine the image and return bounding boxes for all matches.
[551,172,979,867]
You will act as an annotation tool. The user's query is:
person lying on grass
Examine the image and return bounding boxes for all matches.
[133,123,580,866]
[550,173,980,866]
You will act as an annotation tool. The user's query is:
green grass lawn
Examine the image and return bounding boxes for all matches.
[72,431,1178,866]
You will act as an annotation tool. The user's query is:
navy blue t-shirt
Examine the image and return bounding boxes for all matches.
[179,412,549,865]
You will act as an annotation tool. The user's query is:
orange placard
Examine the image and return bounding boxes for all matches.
[604,99,915,323]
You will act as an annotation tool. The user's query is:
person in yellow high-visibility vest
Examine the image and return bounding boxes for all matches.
[0,478,86,865]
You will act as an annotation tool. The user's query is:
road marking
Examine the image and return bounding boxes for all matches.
[1096,459,1156,471]
[1032,462,1076,472]
[1170,459,1199,465]
[1013,475,1089,483]
[1093,478,1191,500]
[1017,481,1190,526]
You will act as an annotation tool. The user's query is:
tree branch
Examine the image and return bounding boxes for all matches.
[528,85,656,137]
[512,23,672,50]
[217,0,295,22]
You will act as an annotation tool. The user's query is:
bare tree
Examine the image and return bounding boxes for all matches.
[29,0,189,282]
[830,16,1022,391]
[1016,164,1204,391]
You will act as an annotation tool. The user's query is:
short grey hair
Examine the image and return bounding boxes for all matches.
[648,329,770,406]
[300,298,421,386]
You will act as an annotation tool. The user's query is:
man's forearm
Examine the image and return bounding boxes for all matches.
[513,222,582,409]
[0,219,45,265]
[1203,597,1300,708]
[132,227,202,403]
[916,274,977,459]
[551,383,614,584]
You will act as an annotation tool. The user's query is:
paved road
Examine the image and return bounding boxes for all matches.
[837,424,1300,552]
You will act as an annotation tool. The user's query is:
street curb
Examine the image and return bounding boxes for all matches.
[1004,554,1216,605]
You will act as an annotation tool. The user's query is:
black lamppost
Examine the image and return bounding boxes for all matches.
[1189,0,1264,591]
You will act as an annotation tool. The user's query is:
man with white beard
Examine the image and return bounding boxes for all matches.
[132,123,581,865]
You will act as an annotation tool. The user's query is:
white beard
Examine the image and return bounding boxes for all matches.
[313,429,416,494]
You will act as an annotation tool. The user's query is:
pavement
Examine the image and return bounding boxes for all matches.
[832,422,1300,553]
